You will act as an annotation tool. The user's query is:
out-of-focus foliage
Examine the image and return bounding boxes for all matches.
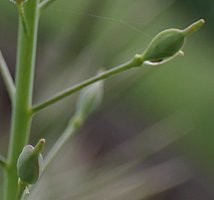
[0,0,214,199]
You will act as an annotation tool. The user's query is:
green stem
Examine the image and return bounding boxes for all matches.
[32,54,144,114]
[39,0,57,10]
[0,51,16,101]
[3,0,40,200]
[15,180,27,200]
[28,115,82,197]
[43,115,82,171]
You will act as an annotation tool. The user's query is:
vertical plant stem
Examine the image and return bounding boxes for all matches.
[3,0,40,200]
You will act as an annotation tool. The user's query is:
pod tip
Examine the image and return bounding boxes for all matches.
[200,19,205,24]
[33,138,46,155]
[183,19,205,36]
[39,139,46,144]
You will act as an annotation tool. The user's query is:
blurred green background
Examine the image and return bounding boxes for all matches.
[0,0,214,199]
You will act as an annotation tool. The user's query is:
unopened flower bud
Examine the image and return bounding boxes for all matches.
[143,19,205,63]
[17,139,45,185]
[76,78,104,118]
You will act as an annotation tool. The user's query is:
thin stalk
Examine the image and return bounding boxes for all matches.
[0,51,16,101]
[3,0,40,200]
[32,54,144,114]
[15,180,27,200]
[15,187,24,200]
[27,115,82,197]
[39,0,57,10]
[43,115,82,171]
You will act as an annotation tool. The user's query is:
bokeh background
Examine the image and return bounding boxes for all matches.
[0,0,214,199]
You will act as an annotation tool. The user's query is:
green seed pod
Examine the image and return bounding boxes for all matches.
[76,78,104,119]
[17,139,45,185]
[143,19,205,63]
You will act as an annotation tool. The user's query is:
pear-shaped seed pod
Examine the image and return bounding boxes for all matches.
[17,139,45,185]
[76,80,104,118]
[142,19,205,63]
[143,29,185,62]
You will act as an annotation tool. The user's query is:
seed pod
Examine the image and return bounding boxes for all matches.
[76,78,104,119]
[143,19,205,63]
[17,139,45,185]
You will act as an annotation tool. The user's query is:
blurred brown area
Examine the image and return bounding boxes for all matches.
[0,0,214,199]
